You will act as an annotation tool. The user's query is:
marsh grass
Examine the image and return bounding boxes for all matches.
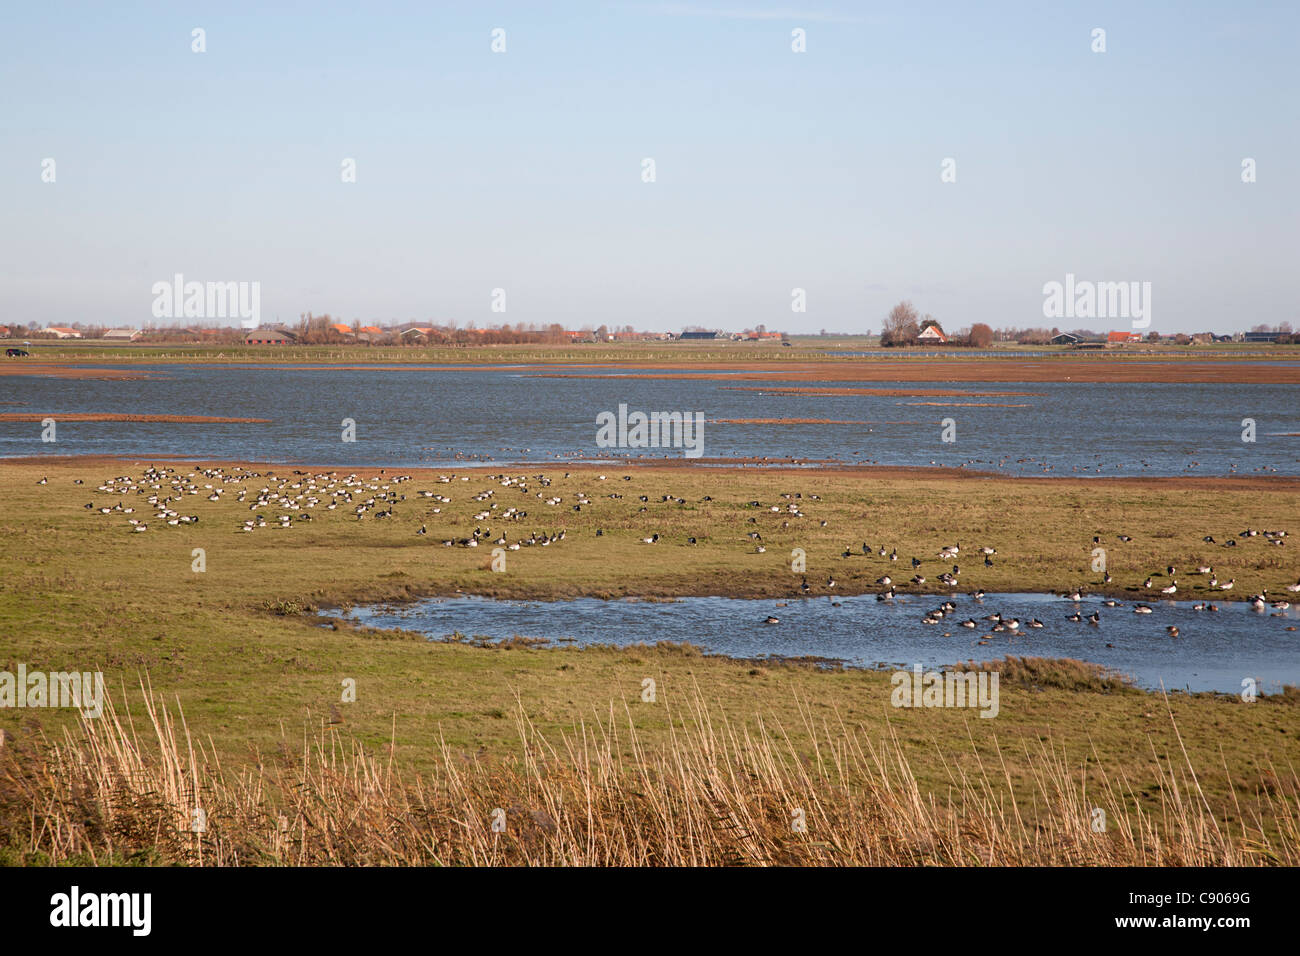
[3,681,1296,867]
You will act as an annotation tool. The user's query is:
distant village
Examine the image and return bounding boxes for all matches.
[2,318,788,346]
[2,317,1295,347]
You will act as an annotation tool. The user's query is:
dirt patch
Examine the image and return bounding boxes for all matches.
[0,413,269,423]
[0,364,161,380]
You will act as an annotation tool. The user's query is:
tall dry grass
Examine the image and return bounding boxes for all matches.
[1,681,1297,866]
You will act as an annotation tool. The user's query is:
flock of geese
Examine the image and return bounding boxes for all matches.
[57,468,1297,643]
[69,465,574,555]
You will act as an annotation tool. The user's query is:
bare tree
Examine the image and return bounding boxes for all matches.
[881,301,919,347]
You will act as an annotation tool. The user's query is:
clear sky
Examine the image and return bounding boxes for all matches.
[2,1,1296,333]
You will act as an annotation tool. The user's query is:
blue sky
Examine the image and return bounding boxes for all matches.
[2,1,1296,333]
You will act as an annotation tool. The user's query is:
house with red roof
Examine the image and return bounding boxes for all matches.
[1107,330,1142,345]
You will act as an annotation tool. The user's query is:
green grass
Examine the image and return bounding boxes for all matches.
[1,458,1297,848]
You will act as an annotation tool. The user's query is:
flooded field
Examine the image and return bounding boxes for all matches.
[335,591,1300,694]
[3,363,1297,475]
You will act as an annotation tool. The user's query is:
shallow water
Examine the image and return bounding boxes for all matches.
[334,592,1300,694]
[3,364,1298,475]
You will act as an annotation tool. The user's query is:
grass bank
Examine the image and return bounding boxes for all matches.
[1,458,1297,864]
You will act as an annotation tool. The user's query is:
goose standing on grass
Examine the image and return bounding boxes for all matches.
[1219,578,1235,591]
[1160,581,1178,595]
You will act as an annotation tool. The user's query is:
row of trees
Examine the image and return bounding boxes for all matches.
[879,301,994,347]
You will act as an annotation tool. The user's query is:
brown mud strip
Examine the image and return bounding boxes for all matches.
[0,413,269,423]
[0,364,161,380]
[722,386,1045,397]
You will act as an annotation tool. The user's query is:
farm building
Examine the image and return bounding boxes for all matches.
[244,328,297,345]
[45,327,82,339]
[1049,332,1078,345]
[918,325,947,343]
[678,331,718,340]
[1106,330,1143,345]
[102,329,142,341]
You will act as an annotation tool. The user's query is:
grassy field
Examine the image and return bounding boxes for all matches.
[1,457,1297,864]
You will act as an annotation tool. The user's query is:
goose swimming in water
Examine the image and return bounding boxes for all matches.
[1028,618,1044,628]
[1133,604,1153,614]
[1166,626,1179,637]
[1066,611,1082,622]
[764,616,780,625]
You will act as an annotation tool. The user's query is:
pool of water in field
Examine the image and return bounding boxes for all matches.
[2,364,1298,476]
[332,591,1300,694]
